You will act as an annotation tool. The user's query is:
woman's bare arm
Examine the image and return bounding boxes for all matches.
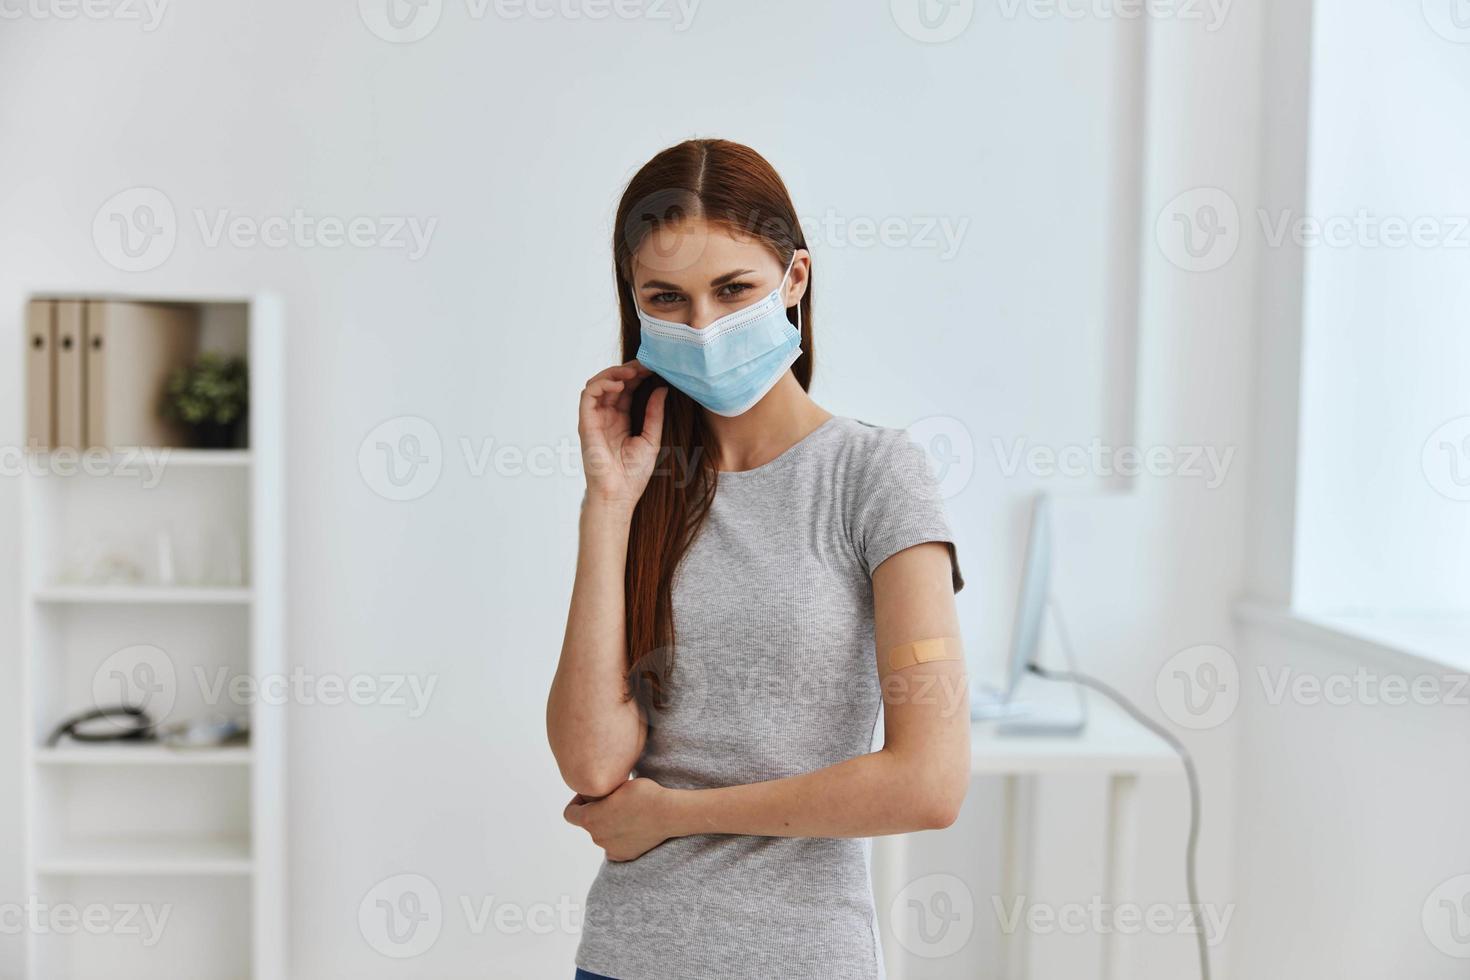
[547,499,646,797]
[546,362,667,798]
[565,541,971,857]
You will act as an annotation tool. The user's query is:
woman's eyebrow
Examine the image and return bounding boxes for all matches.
[639,269,757,291]
[710,269,755,287]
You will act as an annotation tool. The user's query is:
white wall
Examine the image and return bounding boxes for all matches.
[1203,9,1470,975]
[1230,0,1470,975]
[1230,613,1470,979]
[1294,0,1470,616]
[0,2,1267,976]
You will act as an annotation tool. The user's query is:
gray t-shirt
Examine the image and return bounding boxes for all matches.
[577,416,962,980]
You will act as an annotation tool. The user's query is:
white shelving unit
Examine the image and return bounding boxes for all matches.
[33,585,257,605]
[35,745,254,767]
[19,294,285,980]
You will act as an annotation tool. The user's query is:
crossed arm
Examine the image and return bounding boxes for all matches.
[546,498,971,861]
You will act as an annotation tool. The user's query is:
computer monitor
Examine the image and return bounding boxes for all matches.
[977,492,1086,734]
[1004,493,1051,697]
[971,492,1055,721]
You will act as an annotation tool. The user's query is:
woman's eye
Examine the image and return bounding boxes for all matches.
[650,292,683,306]
[717,283,753,300]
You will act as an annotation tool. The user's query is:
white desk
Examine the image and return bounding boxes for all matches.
[872,691,1179,980]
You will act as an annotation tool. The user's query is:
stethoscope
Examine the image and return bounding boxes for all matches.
[45,705,248,748]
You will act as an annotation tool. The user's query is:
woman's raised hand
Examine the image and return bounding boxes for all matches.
[578,360,669,515]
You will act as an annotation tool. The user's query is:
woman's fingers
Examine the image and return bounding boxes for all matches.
[579,380,628,431]
[578,361,655,472]
[581,361,648,417]
[586,360,647,388]
[587,378,625,402]
[637,384,669,450]
[614,385,633,418]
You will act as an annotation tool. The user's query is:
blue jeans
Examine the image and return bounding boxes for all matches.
[575,972,616,980]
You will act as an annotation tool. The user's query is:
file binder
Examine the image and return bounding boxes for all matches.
[54,300,86,450]
[24,300,55,450]
[84,301,200,449]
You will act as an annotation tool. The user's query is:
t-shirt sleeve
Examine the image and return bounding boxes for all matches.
[852,429,964,592]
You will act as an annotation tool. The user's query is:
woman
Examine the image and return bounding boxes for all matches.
[547,139,971,980]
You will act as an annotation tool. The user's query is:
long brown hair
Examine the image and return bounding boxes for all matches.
[614,139,813,702]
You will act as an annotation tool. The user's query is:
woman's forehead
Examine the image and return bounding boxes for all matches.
[632,220,777,282]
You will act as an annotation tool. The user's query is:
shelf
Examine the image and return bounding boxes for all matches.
[33,585,253,605]
[152,449,251,467]
[26,448,251,468]
[36,744,253,766]
[35,836,253,876]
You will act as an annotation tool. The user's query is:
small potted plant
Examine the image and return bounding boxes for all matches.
[161,353,249,449]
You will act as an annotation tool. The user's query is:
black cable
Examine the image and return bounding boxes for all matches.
[45,705,154,746]
[1026,644,1211,980]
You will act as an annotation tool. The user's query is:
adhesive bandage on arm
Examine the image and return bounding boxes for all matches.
[886,637,964,672]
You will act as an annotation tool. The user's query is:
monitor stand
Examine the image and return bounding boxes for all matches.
[970,670,1088,735]
[969,681,1033,721]
[968,597,1089,736]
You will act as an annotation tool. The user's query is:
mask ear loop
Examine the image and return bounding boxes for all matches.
[780,251,802,335]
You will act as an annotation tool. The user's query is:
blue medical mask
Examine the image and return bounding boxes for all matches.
[632,255,802,418]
